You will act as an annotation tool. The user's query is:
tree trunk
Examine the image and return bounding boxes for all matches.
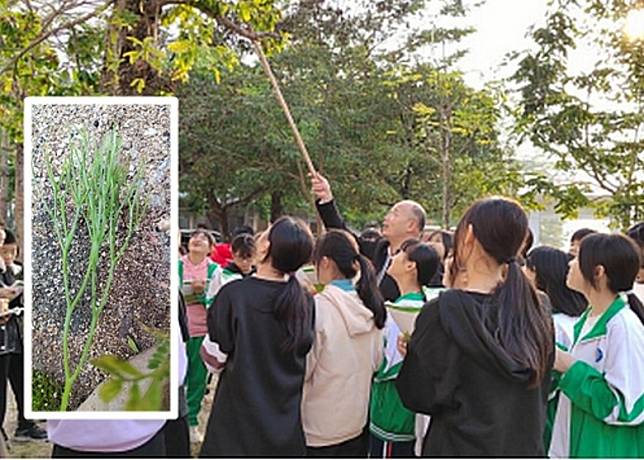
[99,0,173,96]
[270,191,283,223]
[15,143,23,258]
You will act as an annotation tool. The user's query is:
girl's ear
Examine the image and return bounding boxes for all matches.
[464,224,475,249]
[594,264,606,284]
[404,259,416,274]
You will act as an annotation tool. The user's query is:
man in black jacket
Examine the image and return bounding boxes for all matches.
[311,173,426,301]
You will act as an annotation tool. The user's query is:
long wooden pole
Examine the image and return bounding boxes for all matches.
[252,40,317,176]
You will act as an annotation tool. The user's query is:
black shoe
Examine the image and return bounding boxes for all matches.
[14,424,48,442]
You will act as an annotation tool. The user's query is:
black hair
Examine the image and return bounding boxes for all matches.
[526,246,587,316]
[425,230,454,261]
[627,222,644,267]
[578,233,644,324]
[314,230,386,329]
[521,228,534,260]
[3,229,17,246]
[231,233,256,259]
[360,228,381,241]
[264,216,315,352]
[359,228,383,263]
[450,198,553,386]
[400,239,441,289]
[570,228,596,243]
[190,229,213,246]
[232,224,254,238]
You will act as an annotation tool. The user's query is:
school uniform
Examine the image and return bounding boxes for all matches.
[178,255,218,427]
[200,277,315,457]
[543,312,581,452]
[369,292,424,458]
[316,199,400,301]
[396,290,552,457]
[302,280,383,456]
[206,262,252,301]
[549,295,644,458]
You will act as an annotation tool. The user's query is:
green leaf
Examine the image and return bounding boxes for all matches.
[239,3,251,22]
[99,378,123,403]
[92,355,144,379]
[127,336,139,353]
[167,39,191,54]
[125,382,142,410]
[141,379,164,410]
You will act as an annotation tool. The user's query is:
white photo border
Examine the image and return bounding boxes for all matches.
[24,96,179,420]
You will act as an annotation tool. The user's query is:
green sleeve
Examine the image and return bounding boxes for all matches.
[560,360,618,421]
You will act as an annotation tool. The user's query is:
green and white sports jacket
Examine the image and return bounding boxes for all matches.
[206,265,244,303]
[549,295,644,458]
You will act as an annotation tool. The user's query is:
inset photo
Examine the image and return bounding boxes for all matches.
[23,97,178,418]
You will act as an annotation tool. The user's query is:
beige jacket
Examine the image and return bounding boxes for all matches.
[302,283,384,447]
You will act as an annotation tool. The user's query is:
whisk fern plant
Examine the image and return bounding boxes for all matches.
[45,128,148,411]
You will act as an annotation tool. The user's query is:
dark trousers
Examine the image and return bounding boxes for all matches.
[51,427,165,458]
[163,416,190,458]
[0,352,28,430]
[368,433,415,458]
[307,427,369,457]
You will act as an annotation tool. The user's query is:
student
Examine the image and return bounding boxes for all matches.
[524,246,588,450]
[627,222,644,302]
[396,197,554,456]
[421,230,453,287]
[0,229,47,442]
[569,228,596,257]
[311,172,426,301]
[549,233,644,458]
[206,232,256,300]
[178,230,219,436]
[200,217,315,457]
[302,230,386,457]
[369,240,440,458]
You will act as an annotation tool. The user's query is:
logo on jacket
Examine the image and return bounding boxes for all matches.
[595,347,604,363]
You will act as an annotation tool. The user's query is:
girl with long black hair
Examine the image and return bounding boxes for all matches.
[525,246,588,450]
[550,233,644,457]
[200,217,315,457]
[301,230,386,457]
[396,197,554,456]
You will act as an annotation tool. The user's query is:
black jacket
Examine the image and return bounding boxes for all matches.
[396,290,553,457]
[316,199,400,301]
[0,267,23,356]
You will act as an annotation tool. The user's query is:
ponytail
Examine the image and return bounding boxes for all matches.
[356,254,386,329]
[494,260,553,387]
[274,274,314,353]
[314,230,386,329]
[627,293,644,325]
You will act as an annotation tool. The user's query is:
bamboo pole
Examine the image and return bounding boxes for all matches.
[252,40,317,176]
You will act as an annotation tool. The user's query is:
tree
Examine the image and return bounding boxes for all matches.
[179,0,532,233]
[0,0,286,246]
[512,0,643,229]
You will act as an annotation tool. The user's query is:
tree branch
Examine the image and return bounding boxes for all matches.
[0,0,114,75]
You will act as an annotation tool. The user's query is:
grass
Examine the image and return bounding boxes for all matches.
[45,128,147,411]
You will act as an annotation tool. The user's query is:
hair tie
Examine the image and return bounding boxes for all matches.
[505,256,517,264]
[353,254,360,261]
